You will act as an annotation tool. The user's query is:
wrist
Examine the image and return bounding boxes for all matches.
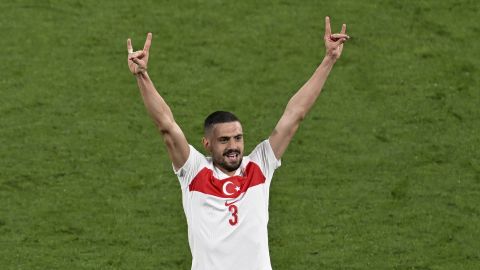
[135,71,149,80]
[321,55,337,69]
[323,54,338,64]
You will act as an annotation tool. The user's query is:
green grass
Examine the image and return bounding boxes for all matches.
[1,0,479,269]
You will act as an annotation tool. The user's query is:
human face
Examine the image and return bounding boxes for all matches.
[203,121,244,176]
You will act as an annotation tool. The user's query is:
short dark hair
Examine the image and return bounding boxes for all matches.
[204,111,241,134]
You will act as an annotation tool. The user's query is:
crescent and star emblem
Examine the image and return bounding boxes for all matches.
[222,181,240,195]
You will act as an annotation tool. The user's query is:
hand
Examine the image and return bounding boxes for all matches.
[324,17,349,60]
[127,33,152,75]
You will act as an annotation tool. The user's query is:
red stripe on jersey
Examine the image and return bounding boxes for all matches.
[188,162,266,198]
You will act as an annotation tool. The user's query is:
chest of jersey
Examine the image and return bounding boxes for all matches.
[177,143,278,270]
[187,162,268,225]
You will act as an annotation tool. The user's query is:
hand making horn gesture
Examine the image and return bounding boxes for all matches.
[324,16,349,60]
[127,33,152,75]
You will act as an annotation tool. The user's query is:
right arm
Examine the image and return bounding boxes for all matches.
[128,33,189,170]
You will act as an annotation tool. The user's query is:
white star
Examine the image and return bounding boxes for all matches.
[235,186,240,192]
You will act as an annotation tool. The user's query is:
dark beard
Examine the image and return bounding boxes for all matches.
[215,156,243,172]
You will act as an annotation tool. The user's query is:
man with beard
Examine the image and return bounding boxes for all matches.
[127,16,349,270]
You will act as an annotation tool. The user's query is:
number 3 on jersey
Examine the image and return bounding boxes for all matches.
[228,205,238,226]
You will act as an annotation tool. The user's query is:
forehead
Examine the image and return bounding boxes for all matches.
[211,121,243,137]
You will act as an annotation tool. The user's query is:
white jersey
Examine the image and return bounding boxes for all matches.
[174,139,281,270]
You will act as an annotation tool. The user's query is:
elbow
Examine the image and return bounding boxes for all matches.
[156,119,175,135]
[158,127,170,135]
[297,111,307,122]
[285,107,307,122]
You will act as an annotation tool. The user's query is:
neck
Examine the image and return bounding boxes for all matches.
[215,164,237,176]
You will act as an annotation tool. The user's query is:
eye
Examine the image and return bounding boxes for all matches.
[235,135,243,141]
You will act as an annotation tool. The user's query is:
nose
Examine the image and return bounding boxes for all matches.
[227,138,236,149]
[227,138,240,151]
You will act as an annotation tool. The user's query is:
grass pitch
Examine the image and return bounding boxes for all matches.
[1,0,479,269]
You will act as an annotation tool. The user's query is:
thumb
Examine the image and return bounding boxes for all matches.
[333,37,347,47]
[131,57,145,67]
[128,51,145,60]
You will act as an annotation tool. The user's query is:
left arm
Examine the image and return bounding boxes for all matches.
[269,16,349,159]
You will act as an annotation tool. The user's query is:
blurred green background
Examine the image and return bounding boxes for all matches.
[1,0,479,269]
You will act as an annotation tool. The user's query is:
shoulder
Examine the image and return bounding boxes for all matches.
[174,145,210,181]
[248,139,281,171]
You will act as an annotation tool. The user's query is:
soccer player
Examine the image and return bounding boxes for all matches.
[127,16,349,270]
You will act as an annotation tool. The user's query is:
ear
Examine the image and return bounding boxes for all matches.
[202,137,210,152]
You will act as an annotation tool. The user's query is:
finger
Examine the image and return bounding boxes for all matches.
[340,23,346,34]
[131,57,143,66]
[128,51,143,59]
[129,57,140,65]
[334,37,347,47]
[325,16,332,37]
[331,34,350,40]
[143,32,152,52]
[128,51,145,60]
[127,38,133,54]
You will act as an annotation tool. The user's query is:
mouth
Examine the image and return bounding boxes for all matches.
[224,151,240,163]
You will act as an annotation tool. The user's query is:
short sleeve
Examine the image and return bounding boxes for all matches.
[173,145,206,189]
[248,139,281,183]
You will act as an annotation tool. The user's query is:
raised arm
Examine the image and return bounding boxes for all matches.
[127,33,189,170]
[269,17,349,159]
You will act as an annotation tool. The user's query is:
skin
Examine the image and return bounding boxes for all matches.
[202,121,244,174]
[127,16,349,176]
